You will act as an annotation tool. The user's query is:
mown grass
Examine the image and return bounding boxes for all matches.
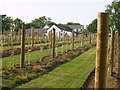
[2,41,86,69]
[17,47,96,88]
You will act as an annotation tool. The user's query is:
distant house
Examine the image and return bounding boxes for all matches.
[67,25,84,33]
[46,24,73,37]
[25,24,84,37]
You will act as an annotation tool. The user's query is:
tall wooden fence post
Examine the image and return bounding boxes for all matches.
[52,28,55,58]
[95,12,109,89]
[110,30,115,74]
[31,27,34,49]
[72,31,74,50]
[50,31,52,48]
[89,32,92,45]
[82,32,84,47]
[20,24,26,68]
[117,32,120,88]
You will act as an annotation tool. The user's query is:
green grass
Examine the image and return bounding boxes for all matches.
[2,42,85,69]
[17,47,96,88]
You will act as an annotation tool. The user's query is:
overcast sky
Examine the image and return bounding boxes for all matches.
[1,0,112,26]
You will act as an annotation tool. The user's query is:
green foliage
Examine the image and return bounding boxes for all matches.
[86,19,97,33]
[48,22,56,25]
[2,15,13,32]
[13,18,23,32]
[108,59,112,65]
[27,76,33,80]
[66,22,80,25]
[26,16,53,29]
[105,1,120,33]
[14,78,23,84]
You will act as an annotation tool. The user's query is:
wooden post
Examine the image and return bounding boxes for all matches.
[52,28,55,58]
[72,31,74,50]
[94,33,96,43]
[110,30,115,74]
[31,27,34,48]
[64,30,65,43]
[95,12,109,89]
[20,24,26,68]
[18,29,21,41]
[50,31,52,48]
[37,29,39,42]
[118,33,120,88]
[82,32,84,47]
[89,32,92,45]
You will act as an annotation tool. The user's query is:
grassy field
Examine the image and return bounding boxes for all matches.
[17,47,96,88]
[2,42,84,69]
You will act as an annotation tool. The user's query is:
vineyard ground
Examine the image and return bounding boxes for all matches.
[2,42,90,69]
[16,47,96,88]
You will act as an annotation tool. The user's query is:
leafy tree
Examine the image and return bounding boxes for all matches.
[105,1,120,34]
[14,18,23,32]
[26,23,32,29]
[48,22,56,25]
[31,16,52,28]
[86,19,97,33]
[66,22,80,25]
[2,15,13,32]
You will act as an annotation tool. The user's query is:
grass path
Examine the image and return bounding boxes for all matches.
[17,47,96,88]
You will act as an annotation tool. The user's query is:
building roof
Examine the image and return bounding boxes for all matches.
[53,24,73,32]
[67,25,84,29]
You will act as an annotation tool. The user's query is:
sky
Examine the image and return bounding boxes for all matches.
[0,0,112,27]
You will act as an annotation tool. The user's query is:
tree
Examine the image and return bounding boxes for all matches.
[14,18,23,32]
[86,19,97,33]
[66,22,80,25]
[26,23,32,29]
[48,22,56,25]
[31,16,52,28]
[105,1,120,34]
[2,15,13,32]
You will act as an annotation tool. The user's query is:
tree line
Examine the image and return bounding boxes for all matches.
[1,15,80,32]
[86,1,120,33]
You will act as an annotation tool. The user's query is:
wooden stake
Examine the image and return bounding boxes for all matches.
[38,29,40,42]
[50,31,52,48]
[52,28,55,58]
[89,32,92,45]
[20,24,26,68]
[72,31,74,50]
[37,29,39,41]
[110,30,115,74]
[118,33,120,88]
[95,12,109,89]
[31,27,34,49]
[82,32,84,47]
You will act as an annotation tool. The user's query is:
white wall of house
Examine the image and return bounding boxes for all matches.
[46,25,72,37]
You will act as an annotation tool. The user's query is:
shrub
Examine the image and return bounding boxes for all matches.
[14,77,23,84]
[27,76,33,80]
